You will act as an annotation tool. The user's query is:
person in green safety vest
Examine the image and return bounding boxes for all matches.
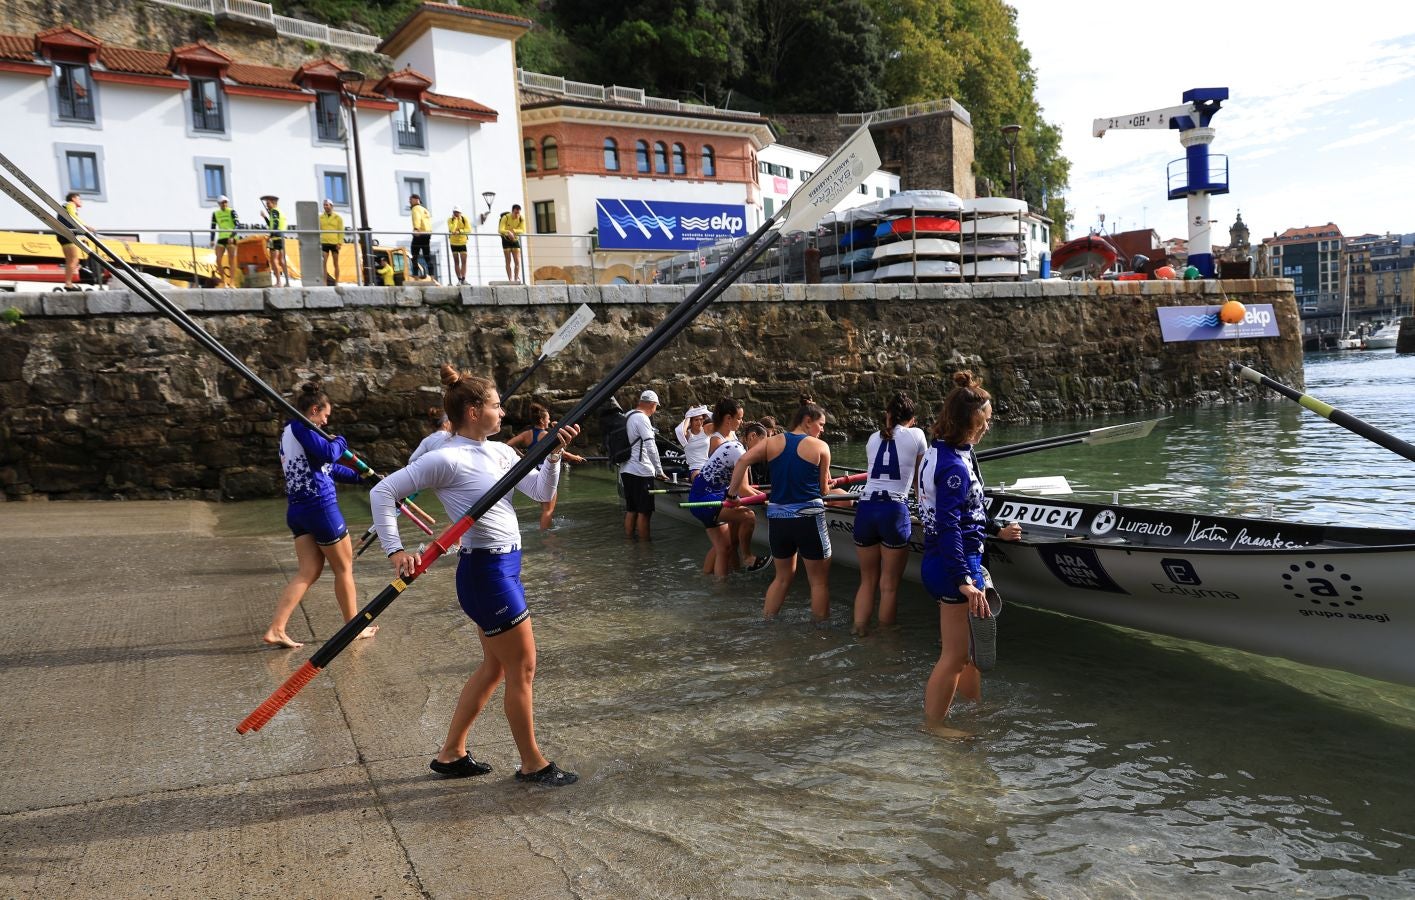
[261,194,290,287]
[209,195,241,287]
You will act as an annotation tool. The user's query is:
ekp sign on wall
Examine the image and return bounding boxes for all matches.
[595,199,747,251]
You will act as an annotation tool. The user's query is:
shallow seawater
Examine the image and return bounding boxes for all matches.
[222,351,1415,896]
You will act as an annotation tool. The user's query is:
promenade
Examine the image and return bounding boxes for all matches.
[0,500,601,899]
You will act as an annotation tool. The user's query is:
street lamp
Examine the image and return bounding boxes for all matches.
[1000,124,1021,201]
[337,69,374,285]
[479,191,496,225]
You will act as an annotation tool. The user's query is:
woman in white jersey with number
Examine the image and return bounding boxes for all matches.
[371,365,580,787]
[851,392,928,635]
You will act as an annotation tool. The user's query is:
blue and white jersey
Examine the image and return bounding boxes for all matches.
[281,420,359,509]
[697,438,745,490]
[917,440,988,588]
[862,425,928,501]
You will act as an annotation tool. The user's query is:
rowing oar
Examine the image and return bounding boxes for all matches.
[0,153,407,490]
[680,473,864,507]
[501,303,596,400]
[236,126,882,733]
[1233,363,1415,464]
[340,449,435,533]
[976,417,1164,462]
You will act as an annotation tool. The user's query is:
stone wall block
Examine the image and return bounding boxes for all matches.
[41,292,88,316]
[86,292,134,315]
[167,290,205,312]
[528,285,570,306]
[394,286,426,307]
[1039,280,1073,297]
[566,284,600,307]
[306,289,345,309]
[872,284,900,303]
[462,285,495,307]
[420,285,462,306]
[265,287,305,310]
[493,285,530,306]
[645,285,686,306]
[601,284,647,305]
[1,294,44,317]
[200,290,263,312]
[804,284,837,303]
[338,288,393,307]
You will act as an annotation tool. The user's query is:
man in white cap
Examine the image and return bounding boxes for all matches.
[674,404,712,478]
[620,388,666,539]
[448,204,470,285]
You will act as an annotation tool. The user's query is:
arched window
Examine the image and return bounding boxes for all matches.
[523,138,536,172]
[672,143,686,175]
[541,136,559,170]
[701,145,716,177]
[653,141,668,174]
[636,140,650,173]
[603,137,620,171]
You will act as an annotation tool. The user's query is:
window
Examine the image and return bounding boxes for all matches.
[636,140,650,173]
[800,170,814,181]
[702,145,716,177]
[314,91,343,142]
[758,161,770,174]
[876,186,884,198]
[764,198,774,217]
[395,100,424,150]
[604,138,620,171]
[523,138,537,172]
[534,200,556,234]
[653,141,668,174]
[672,143,686,175]
[203,164,226,200]
[542,137,559,170]
[67,151,100,193]
[320,168,349,207]
[55,63,94,122]
[859,184,868,194]
[191,78,225,133]
[397,172,429,212]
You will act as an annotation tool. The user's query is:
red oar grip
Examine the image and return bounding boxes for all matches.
[236,660,323,734]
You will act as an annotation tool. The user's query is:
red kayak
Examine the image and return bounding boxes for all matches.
[874,217,962,240]
[1051,234,1119,277]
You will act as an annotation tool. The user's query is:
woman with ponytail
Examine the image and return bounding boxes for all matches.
[370,365,581,786]
[917,372,1017,737]
[263,381,372,649]
[851,392,928,635]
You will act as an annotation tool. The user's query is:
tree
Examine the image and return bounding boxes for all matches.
[742,0,888,113]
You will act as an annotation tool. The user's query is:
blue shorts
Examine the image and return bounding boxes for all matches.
[769,514,831,561]
[852,497,911,548]
[691,506,722,528]
[287,503,348,545]
[922,551,985,605]
[455,549,529,636]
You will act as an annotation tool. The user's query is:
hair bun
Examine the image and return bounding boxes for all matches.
[951,371,974,389]
[439,363,462,387]
[300,379,321,393]
[798,394,815,405]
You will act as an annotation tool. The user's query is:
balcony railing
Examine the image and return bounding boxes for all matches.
[58,88,94,122]
[147,0,382,53]
[395,118,424,150]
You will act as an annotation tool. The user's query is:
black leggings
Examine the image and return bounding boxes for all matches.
[410,234,432,277]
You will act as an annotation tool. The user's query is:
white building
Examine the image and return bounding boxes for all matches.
[0,8,529,283]
[756,142,900,221]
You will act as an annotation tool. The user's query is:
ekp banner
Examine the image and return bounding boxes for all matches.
[594,199,747,251]
[1156,304,1280,342]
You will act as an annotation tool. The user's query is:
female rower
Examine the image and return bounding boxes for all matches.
[728,398,835,622]
[703,397,758,569]
[688,421,769,577]
[852,392,928,636]
[263,382,373,649]
[371,366,579,786]
[506,401,586,529]
[918,371,1017,737]
[674,404,712,479]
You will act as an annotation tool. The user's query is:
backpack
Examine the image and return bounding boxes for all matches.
[601,404,648,466]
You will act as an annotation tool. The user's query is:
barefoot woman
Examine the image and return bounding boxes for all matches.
[372,366,579,786]
[919,372,997,736]
[264,382,374,649]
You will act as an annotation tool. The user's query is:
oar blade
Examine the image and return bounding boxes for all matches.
[1002,475,1073,495]
[1079,417,1164,446]
[541,303,595,358]
[777,125,881,234]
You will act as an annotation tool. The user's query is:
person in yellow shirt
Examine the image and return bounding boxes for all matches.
[447,205,470,285]
[376,257,395,286]
[409,193,432,279]
[319,199,344,285]
[57,191,86,291]
[498,203,526,283]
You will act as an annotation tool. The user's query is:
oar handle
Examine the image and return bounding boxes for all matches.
[1234,364,1415,464]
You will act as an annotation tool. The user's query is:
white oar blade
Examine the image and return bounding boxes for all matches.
[1004,476,1073,495]
[777,125,881,235]
[541,303,595,358]
[1079,418,1163,446]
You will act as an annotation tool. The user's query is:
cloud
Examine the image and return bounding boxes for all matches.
[1320,122,1412,151]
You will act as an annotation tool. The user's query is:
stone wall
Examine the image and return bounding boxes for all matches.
[0,279,1303,500]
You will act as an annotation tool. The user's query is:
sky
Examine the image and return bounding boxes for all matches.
[1010,1,1415,245]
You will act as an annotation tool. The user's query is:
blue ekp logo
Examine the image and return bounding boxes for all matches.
[595,199,747,250]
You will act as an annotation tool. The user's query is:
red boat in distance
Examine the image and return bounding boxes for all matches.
[1051,233,1120,278]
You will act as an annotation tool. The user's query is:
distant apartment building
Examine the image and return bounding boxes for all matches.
[1344,232,1414,326]
[1262,223,1345,336]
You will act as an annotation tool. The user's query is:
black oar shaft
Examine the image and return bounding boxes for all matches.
[1235,364,1415,464]
[501,354,546,401]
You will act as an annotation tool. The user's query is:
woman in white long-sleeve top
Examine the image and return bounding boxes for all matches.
[371,364,580,787]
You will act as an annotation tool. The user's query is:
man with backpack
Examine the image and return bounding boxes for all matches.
[618,389,666,540]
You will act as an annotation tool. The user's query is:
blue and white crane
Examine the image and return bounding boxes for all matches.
[1094,88,1229,276]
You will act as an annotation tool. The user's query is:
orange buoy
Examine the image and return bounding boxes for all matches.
[1219,299,1246,324]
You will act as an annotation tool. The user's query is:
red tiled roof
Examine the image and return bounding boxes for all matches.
[98,46,171,76]
[1267,223,1343,244]
[418,2,533,27]
[34,24,102,48]
[227,62,302,92]
[426,91,496,116]
[0,33,34,61]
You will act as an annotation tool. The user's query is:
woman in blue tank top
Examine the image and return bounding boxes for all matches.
[728,398,834,623]
[507,401,586,530]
